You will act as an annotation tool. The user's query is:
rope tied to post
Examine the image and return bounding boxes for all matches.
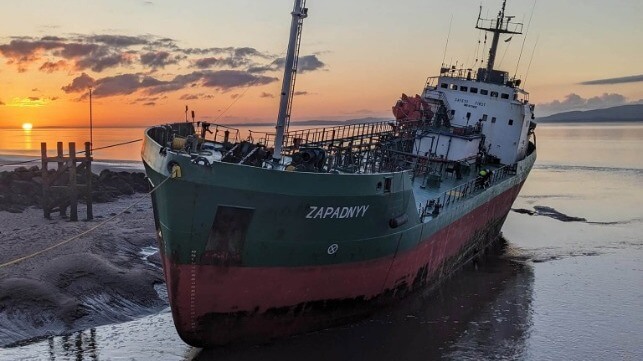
[0,174,172,269]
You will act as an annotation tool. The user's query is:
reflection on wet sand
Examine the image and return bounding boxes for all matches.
[45,328,98,361]
[191,243,534,361]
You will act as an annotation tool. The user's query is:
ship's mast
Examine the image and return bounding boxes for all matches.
[273,0,308,163]
[476,0,522,76]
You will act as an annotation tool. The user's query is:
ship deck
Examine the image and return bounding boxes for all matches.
[409,162,510,222]
[146,122,520,223]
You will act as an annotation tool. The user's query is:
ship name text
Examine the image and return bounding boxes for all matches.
[306,205,369,219]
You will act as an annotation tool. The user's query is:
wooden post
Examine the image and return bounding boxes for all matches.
[41,143,50,219]
[84,142,93,220]
[56,141,66,218]
[57,142,64,170]
[69,142,78,221]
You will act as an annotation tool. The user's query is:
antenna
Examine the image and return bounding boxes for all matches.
[476,0,523,77]
[441,14,454,66]
[89,87,93,155]
[514,0,537,79]
[523,34,539,87]
[185,105,188,122]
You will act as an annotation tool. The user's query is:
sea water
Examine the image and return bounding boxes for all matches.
[0,123,641,360]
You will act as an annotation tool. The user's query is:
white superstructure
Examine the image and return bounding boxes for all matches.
[407,0,536,165]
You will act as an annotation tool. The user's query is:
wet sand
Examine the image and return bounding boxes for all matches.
[0,195,166,347]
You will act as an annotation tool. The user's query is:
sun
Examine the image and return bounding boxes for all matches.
[22,123,33,130]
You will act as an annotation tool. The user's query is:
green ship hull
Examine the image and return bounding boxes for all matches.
[142,123,536,346]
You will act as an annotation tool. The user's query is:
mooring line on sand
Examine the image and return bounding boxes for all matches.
[0,174,172,269]
[0,139,143,168]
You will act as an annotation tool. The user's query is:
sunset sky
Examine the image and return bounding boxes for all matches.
[0,0,641,128]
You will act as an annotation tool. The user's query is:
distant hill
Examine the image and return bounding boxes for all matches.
[537,104,643,123]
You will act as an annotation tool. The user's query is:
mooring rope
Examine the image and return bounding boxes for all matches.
[0,174,172,269]
[0,139,143,168]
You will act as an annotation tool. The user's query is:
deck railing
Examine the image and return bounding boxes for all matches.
[419,163,516,221]
[250,121,395,150]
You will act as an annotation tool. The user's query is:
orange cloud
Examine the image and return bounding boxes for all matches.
[39,59,69,73]
[6,96,56,107]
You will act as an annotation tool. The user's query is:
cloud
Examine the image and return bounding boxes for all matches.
[294,91,310,96]
[86,35,150,47]
[62,70,277,98]
[91,73,160,97]
[230,47,267,58]
[247,64,274,74]
[0,35,301,75]
[201,70,277,91]
[538,93,628,115]
[75,52,134,72]
[179,93,214,100]
[53,43,99,58]
[180,94,200,100]
[145,72,204,94]
[5,96,56,107]
[1,34,296,101]
[0,39,61,61]
[273,55,325,73]
[0,99,4,105]
[0,37,137,72]
[39,60,68,73]
[143,102,156,106]
[140,51,177,69]
[191,47,271,69]
[249,54,325,74]
[41,36,66,42]
[297,55,326,73]
[580,74,643,85]
[193,57,223,69]
[62,73,95,93]
[260,92,274,98]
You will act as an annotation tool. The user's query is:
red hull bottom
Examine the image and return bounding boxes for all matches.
[162,183,523,347]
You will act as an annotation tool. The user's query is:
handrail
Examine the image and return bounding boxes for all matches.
[420,163,515,220]
[256,121,395,150]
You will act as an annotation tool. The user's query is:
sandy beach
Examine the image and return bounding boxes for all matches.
[0,166,166,347]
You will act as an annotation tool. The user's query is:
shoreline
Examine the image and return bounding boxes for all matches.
[0,155,144,172]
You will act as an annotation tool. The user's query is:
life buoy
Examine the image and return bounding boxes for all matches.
[193,156,210,166]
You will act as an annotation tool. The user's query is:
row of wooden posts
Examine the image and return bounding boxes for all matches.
[40,141,93,221]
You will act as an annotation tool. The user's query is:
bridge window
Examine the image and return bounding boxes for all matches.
[470,87,478,93]
[508,119,514,126]
[450,84,458,90]
[450,109,456,116]
[482,114,488,122]
[480,89,489,95]
[491,117,496,123]
[460,86,468,92]
[441,83,448,89]
[490,91,499,98]
[501,93,509,99]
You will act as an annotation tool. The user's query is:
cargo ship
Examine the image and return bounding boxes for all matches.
[142,0,536,347]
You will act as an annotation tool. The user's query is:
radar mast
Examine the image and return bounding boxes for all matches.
[475,0,523,79]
